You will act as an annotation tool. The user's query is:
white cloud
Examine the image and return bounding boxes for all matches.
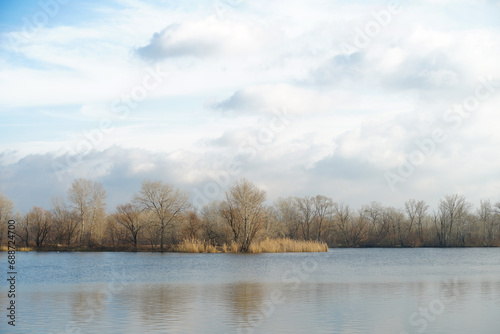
[1,0,500,213]
[137,16,280,60]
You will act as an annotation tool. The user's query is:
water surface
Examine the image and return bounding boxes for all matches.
[1,248,499,333]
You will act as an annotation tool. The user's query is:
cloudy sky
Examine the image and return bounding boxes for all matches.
[1,0,500,213]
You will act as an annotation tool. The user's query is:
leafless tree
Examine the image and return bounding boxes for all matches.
[26,206,52,247]
[385,207,407,246]
[333,203,366,247]
[434,194,471,247]
[405,199,429,241]
[363,201,383,237]
[143,217,161,251]
[296,196,315,240]
[134,179,190,252]
[114,203,146,250]
[333,202,352,246]
[312,195,334,241]
[180,210,202,240]
[351,211,368,247]
[379,207,396,240]
[200,201,231,246]
[18,213,30,247]
[273,197,301,239]
[0,192,14,246]
[477,199,499,247]
[51,197,80,247]
[220,179,267,252]
[67,179,107,246]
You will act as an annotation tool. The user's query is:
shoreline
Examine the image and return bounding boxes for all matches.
[2,244,498,254]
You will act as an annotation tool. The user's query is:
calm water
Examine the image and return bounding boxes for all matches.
[1,248,500,333]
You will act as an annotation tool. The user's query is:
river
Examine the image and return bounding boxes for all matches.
[1,248,499,333]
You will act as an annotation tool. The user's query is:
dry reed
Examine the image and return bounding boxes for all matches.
[175,238,328,253]
[175,239,218,253]
[0,245,34,252]
[248,238,328,253]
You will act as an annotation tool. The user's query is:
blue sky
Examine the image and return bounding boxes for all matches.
[1,0,500,212]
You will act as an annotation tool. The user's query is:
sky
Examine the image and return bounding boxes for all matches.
[1,0,500,213]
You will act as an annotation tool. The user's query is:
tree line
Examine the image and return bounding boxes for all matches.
[1,178,499,251]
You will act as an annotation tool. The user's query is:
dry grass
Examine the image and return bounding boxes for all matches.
[0,239,328,254]
[176,238,328,253]
[248,238,328,253]
[0,245,34,252]
[221,241,239,253]
[175,239,218,253]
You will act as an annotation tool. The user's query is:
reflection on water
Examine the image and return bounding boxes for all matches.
[0,249,499,333]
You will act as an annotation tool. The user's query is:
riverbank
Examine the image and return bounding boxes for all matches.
[0,238,329,253]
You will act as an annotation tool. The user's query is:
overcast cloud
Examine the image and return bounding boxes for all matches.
[1,0,500,212]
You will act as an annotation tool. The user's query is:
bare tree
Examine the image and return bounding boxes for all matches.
[180,210,202,240]
[262,207,284,239]
[385,207,407,246]
[434,194,471,247]
[143,215,161,251]
[134,179,190,252]
[51,197,80,247]
[220,179,267,252]
[296,196,314,240]
[379,206,400,241]
[0,192,14,246]
[273,197,301,239]
[333,203,353,246]
[477,199,499,247]
[351,211,368,247]
[67,179,107,246]
[114,203,146,250]
[18,213,30,247]
[26,206,52,247]
[363,201,383,237]
[405,199,429,241]
[200,201,231,246]
[333,203,367,247]
[312,195,334,242]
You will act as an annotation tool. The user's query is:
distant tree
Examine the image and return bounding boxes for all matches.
[434,194,471,247]
[333,203,367,247]
[51,197,80,247]
[114,203,146,250]
[296,196,315,240]
[0,192,14,246]
[18,213,30,247]
[351,210,368,246]
[143,215,161,251]
[385,207,407,247]
[333,203,353,246]
[312,195,334,241]
[26,206,52,247]
[273,197,301,239]
[477,199,499,247]
[67,179,107,246]
[220,179,267,252]
[200,201,231,246]
[134,179,190,252]
[405,199,429,241]
[180,210,202,241]
[363,201,383,238]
